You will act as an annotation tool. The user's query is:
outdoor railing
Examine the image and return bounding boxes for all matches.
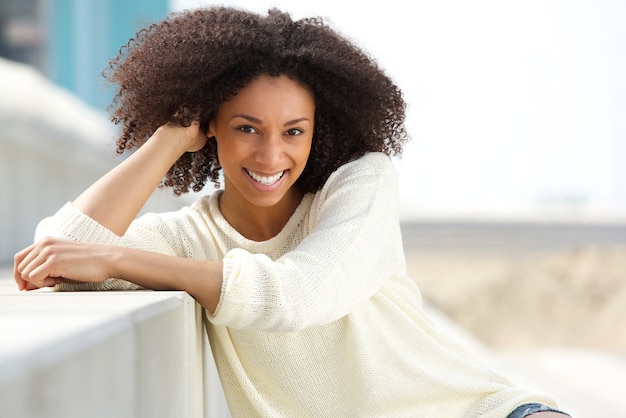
[0,281,229,418]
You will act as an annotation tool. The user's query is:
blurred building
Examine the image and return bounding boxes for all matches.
[0,1,185,265]
[0,0,168,110]
[0,57,187,265]
[0,0,43,67]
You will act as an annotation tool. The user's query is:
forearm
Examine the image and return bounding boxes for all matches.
[73,135,183,236]
[15,236,223,312]
[110,246,224,313]
[72,123,206,236]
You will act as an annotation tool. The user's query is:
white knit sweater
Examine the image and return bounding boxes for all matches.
[39,152,556,417]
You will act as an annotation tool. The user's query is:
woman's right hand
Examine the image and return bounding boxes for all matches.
[14,235,225,313]
[14,237,113,291]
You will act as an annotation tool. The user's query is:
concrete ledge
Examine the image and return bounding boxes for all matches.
[0,284,209,418]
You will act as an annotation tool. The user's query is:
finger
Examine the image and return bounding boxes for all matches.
[17,241,60,289]
[24,276,61,291]
[43,278,62,288]
[24,281,40,291]
[13,258,25,291]
[15,242,40,277]
[13,243,36,291]
[26,251,63,288]
[13,260,26,291]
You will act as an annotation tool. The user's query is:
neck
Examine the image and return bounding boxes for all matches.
[219,188,304,242]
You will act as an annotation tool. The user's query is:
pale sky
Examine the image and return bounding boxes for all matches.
[170,0,626,220]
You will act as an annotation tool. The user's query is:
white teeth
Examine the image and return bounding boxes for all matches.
[247,169,284,185]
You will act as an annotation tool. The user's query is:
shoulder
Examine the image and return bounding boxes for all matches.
[132,191,220,234]
[188,190,220,214]
[322,152,398,192]
[307,152,399,219]
[335,152,396,175]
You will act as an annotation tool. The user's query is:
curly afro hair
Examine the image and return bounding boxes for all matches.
[106,6,409,195]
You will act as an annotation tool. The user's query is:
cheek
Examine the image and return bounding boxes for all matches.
[214,135,232,156]
[215,138,249,174]
[300,139,313,162]
[213,139,231,170]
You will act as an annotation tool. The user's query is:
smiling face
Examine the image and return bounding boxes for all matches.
[207,74,315,228]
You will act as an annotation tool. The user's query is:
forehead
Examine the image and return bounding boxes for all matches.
[218,75,315,116]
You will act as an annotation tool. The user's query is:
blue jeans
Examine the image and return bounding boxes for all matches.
[507,403,571,418]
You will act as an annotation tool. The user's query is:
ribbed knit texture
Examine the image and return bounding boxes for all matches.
[40,153,557,417]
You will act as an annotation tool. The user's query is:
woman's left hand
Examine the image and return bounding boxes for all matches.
[13,237,113,291]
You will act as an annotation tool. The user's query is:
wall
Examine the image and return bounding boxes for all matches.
[0,58,189,264]
[0,283,229,417]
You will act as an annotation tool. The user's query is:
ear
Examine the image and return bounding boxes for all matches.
[206,119,216,139]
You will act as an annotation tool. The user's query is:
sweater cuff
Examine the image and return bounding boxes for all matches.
[55,278,142,292]
[208,248,243,323]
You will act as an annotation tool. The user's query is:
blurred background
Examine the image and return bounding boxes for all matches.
[2,0,625,219]
[1,1,625,414]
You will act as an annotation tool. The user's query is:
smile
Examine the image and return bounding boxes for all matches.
[245,169,285,186]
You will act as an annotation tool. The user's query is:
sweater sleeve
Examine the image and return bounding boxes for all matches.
[35,198,219,259]
[209,153,406,331]
[34,202,191,291]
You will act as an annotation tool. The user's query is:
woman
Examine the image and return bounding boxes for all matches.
[14,7,569,418]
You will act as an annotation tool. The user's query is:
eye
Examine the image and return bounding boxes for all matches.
[285,128,303,136]
[237,125,258,134]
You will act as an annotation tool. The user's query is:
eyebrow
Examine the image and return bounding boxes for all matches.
[232,114,311,126]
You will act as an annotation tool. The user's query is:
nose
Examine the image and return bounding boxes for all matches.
[255,131,282,167]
